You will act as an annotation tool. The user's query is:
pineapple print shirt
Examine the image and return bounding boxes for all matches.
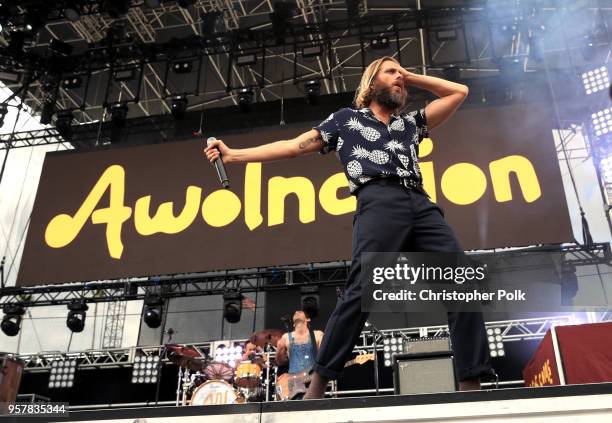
[313,107,428,194]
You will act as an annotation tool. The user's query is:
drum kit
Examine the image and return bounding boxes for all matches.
[166,329,284,406]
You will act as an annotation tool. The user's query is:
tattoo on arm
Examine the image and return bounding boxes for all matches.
[299,134,322,150]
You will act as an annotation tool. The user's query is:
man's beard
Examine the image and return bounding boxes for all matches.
[370,82,406,110]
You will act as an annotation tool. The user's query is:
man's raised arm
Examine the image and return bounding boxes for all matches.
[400,69,469,130]
[203,129,325,164]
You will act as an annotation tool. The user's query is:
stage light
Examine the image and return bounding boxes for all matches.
[486,328,505,357]
[49,359,77,389]
[109,103,129,127]
[62,76,82,89]
[113,69,135,81]
[436,29,457,42]
[591,107,612,138]
[581,66,609,96]
[443,64,461,82]
[172,60,193,74]
[131,354,160,384]
[236,54,257,66]
[55,110,74,140]
[0,103,8,128]
[237,88,253,113]
[105,0,131,18]
[1,304,25,337]
[143,294,164,328]
[223,290,242,323]
[214,344,242,366]
[40,99,55,125]
[24,7,47,33]
[144,0,161,7]
[0,71,21,83]
[370,35,389,50]
[498,57,522,80]
[382,335,405,366]
[302,45,322,58]
[200,11,224,38]
[304,79,320,105]
[600,156,612,184]
[49,38,73,56]
[66,299,88,333]
[171,96,188,120]
[300,285,320,318]
[581,34,597,62]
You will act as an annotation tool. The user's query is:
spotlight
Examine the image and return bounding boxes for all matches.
[62,76,82,89]
[302,45,322,58]
[498,57,522,80]
[236,54,257,66]
[600,156,612,184]
[200,11,223,38]
[66,299,88,333]
[304,80,320,105]
[237,88,253,113]
[581,34,597,62]
[48,359,77,389]
[104,0,131,18]
[382,335,405,367]
[55,110,74,141]
[144,0,161,7]
[109,103,129,127]
[486,328,505,357]
[370,35,389,50]
[172,60,193,74]
[443,64,461,82]
[436,28,457,42]
[49,38,73,56]
[24,7,47,33]
[222,290,242,323]
[0,103,8,128]
[581,66,609,95]
[213,344,242,366]
[591,107,612,138]
[300,285,319,318]
[170,96,188,120]
[1,304,25,337]
[0,71,22,83]
[143,294,163,328]
[131,354,160,384]
[40,99,55,125]
[113,69,135,81]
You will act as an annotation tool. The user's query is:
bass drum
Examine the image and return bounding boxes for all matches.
[191,380,240,406]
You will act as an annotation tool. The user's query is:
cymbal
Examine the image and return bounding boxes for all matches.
[165,344,204,371]
[249,328,284,348]
[203,361,233,382]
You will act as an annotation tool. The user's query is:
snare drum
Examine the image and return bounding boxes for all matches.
[190,380,238,406]
[234,360,262,388]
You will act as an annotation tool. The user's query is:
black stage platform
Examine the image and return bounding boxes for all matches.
[0,382,610,423]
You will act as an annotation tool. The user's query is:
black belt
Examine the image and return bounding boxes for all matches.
[360,177,428,197]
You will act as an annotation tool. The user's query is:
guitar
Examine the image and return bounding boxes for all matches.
[275,352,375,400]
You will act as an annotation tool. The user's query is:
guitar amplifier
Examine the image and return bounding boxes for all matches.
[393,337,456,395]
[403,336,452,354]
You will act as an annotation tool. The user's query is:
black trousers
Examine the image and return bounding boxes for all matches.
[313,180,493,381]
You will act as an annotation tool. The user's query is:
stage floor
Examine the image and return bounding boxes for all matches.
[1,383,611,423]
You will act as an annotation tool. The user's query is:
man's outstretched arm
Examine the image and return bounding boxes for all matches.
[400,69,469,130]
[204,129,325,164]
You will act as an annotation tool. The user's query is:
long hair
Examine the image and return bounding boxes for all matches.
[354,56,402,109]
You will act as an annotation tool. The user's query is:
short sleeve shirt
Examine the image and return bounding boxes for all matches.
[313,107,429,194]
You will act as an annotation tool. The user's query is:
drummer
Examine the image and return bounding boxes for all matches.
[241,341,269,367]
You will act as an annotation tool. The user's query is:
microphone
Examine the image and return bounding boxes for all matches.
[207,136,230,189]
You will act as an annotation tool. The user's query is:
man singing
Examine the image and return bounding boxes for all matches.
[205,56,493,399]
